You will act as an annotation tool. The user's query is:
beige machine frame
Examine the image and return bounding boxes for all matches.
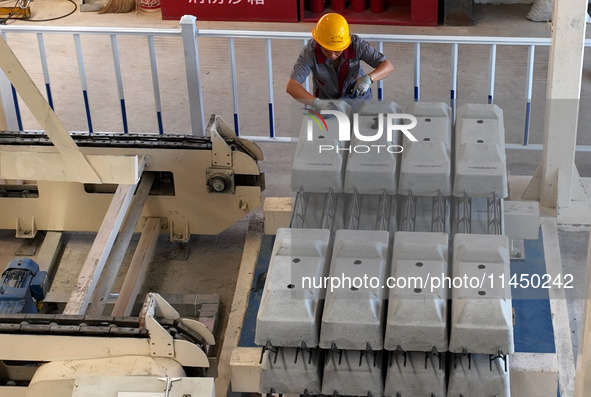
[0,141,263,239]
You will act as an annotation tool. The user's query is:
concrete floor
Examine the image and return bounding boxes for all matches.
[0,2,590,395]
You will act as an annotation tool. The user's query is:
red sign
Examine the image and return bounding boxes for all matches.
[162,0,298,22]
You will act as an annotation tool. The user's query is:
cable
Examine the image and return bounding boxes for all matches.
[0,0,77,24]
[22,0,77,22]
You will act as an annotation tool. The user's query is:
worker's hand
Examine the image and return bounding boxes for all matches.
[312,98,351,116]
[312,98,336,111]
[352,75,373,98]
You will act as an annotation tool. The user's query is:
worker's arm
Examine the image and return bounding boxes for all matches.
[351,59,395,98]
[286,78,317,105]
[367,59,394,83]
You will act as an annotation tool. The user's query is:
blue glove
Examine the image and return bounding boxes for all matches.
[352,74,373,98]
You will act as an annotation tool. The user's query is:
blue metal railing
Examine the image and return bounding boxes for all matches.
[0,25,179,136]
[1,19,590,150]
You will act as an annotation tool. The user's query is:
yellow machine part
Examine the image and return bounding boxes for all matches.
[0,6,31,19]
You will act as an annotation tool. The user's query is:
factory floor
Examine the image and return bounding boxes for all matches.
[0,1,590,396]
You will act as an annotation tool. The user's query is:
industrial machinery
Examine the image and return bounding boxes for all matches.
[0,122,264,396]
[0,35,265,396]
[253,100,517,396]
[0,257,47,314]
[0,292,217,396]
[0,0,31,20]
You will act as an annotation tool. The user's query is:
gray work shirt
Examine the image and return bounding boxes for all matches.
[290,34,387,100]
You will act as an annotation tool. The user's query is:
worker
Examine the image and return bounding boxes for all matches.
[286,12,394,110]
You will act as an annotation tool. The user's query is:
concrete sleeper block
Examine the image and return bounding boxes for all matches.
[321,349,385,396]
[453,103,508,198]
[384,351,447,397]
[449,233,514,355]
[291,112,346,193]
[344,101,401,195]
[503,201,540,240]
[256,228,331,347]
[319,229,390,350]
[385,231,449,352]
[447,353,510,397]
[399,102,452,196]
[259,347,322,395]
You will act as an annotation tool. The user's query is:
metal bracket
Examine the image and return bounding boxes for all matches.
[15,216,37,239]
[154,293,181,319]
[169,220,190,243]
[390,345,407,368]
[510,238,525,260]
[425,346,443,370]
[210,130,232,168]
[143,155,153,169]
[141,294,179,358]
[167,242,190,261]
[326,342,343,366]
[260,340,280,365]
[490,349,508,373]
[140,292,181,327]
[294,341,313,365]
[15,232,42,255]
[146,315,175,358]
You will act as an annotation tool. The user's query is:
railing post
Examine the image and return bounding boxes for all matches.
[265,38,275,138]
[110,35,129,134]
[180,15,205,136]
[0,32,20,131]
[228,37,240,136]
[488,44,497,104]
[303,40,310,92]
[523,44,535,146]
[378,41,384,101]
[147,35,164,135]
[37,33,54,110]
[73,34,93,133]
[451,43,458,124]
[414,42,420,102]
[0,69,18,131]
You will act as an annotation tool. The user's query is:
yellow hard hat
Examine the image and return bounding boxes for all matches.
[312,13,351,52]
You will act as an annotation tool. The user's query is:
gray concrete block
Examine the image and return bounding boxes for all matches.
[384,232,449,352]
[344,101,400,194]
[321,349,385,396]
[449,234,514,355]
[255,228,331,347]
[291,112,346,193]
[399,102,453,196]
[454,104,508,198]
[319,229,390,350]
[356,101,401,115]
[448,353,510,397]
[259,347,322,395]
[384,351,447,397]
[503,200,540,240]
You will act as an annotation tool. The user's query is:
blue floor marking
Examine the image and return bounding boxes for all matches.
[511,227,556,354]
[238,234,275,348]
